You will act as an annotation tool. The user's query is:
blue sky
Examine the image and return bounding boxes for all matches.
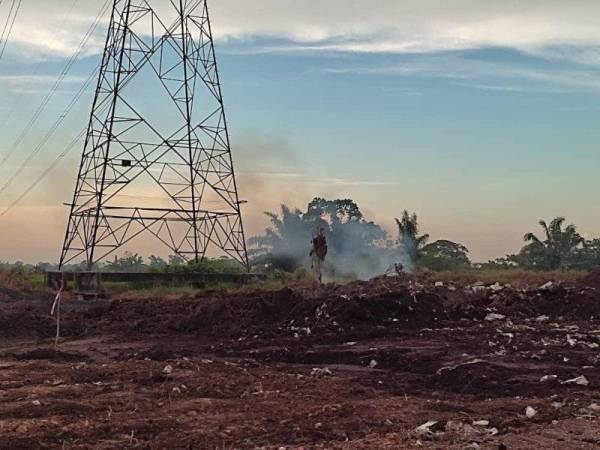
[0,0,599,262]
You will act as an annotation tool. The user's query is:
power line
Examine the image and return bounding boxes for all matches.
[0,0,17,52]
[0,65,100,197]
[0,129,86,218]
[0,0,21,60]
[0,0,111,167]
[0,3,201,219]
[0,0,80,130]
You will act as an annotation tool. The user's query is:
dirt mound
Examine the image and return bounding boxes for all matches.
[582,270,600,290]
[0,307,54,338]
[487,285,600,320]
[0,286,28,302]
[11,348,88,362]
[173,286,443,341]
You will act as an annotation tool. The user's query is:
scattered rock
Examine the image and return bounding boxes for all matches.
[525,406,537,418]
[472,420,489,426]
[562,375,589,386]
[32,400,41,406]
[489,282,503,292]
[415,420,443,439]
[540,375,558,382]
[485,313,506,322]
[445,420,478,437]
[162,364,173,375]
[311,367,333,378]
[369,359,378,369]
[464,444,481,450]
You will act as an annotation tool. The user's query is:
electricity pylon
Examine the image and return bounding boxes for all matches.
[60,0,249,269]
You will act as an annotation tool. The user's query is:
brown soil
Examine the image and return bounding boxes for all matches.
[1,276,600,449]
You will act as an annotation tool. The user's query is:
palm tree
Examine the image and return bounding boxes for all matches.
[523,217,584,270]
[396,210,430,264]
[248,205,313,271]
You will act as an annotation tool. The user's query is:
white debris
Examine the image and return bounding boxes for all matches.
[539,281,554,290]
[536,315,550,322]
[436,359,485,375]
[415,420,439,438]
[540,375,558,383]
[369,359,378,369]
[445,421,478,437]
[566,335,577,347]
[525,406,537,418]
[464,443,481,450]
[472,420,489,426]
[489,282,503,292]
[162,364,173,374]
[485,313,506,322]
[32,400,41,406]
[310,367,333,378]
[434,281,444,287]
[551,401,563,409]
[562,375,589,386]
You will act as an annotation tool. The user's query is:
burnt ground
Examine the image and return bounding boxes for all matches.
[1,273,600,449]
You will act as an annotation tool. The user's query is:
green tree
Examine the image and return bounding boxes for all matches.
[248,205,311,272]
[565,239,600,270]
[249,198,388,277]
[419,240,471,271]
[520,217,584,270]
[105,252,146,272]
[395,210,430,266]
[148,255,167,271]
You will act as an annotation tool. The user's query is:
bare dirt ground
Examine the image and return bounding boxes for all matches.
[1,272,600,449]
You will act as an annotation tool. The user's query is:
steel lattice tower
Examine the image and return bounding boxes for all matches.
[60,0,249,269]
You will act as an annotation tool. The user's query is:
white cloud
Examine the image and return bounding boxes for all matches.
[4,0,600,62]
[240,170,396,187]
[0,74,86,95]
[326,55,600,93]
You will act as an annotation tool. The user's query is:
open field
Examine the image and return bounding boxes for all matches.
[1,272,600,449]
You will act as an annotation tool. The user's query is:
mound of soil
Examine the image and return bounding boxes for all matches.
[488,286,600,320]
[583,270,600,290]
[11,348,88,362]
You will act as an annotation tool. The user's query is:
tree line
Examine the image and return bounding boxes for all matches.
[2,198,598,276]
[250,197,600,275]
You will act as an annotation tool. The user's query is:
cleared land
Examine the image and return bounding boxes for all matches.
[1,272,600,449]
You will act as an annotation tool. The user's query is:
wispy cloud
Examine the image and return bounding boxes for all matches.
[0,75,86,95]
[324,56,600,93]
[240,171,396,187]
[6,0,600,66]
